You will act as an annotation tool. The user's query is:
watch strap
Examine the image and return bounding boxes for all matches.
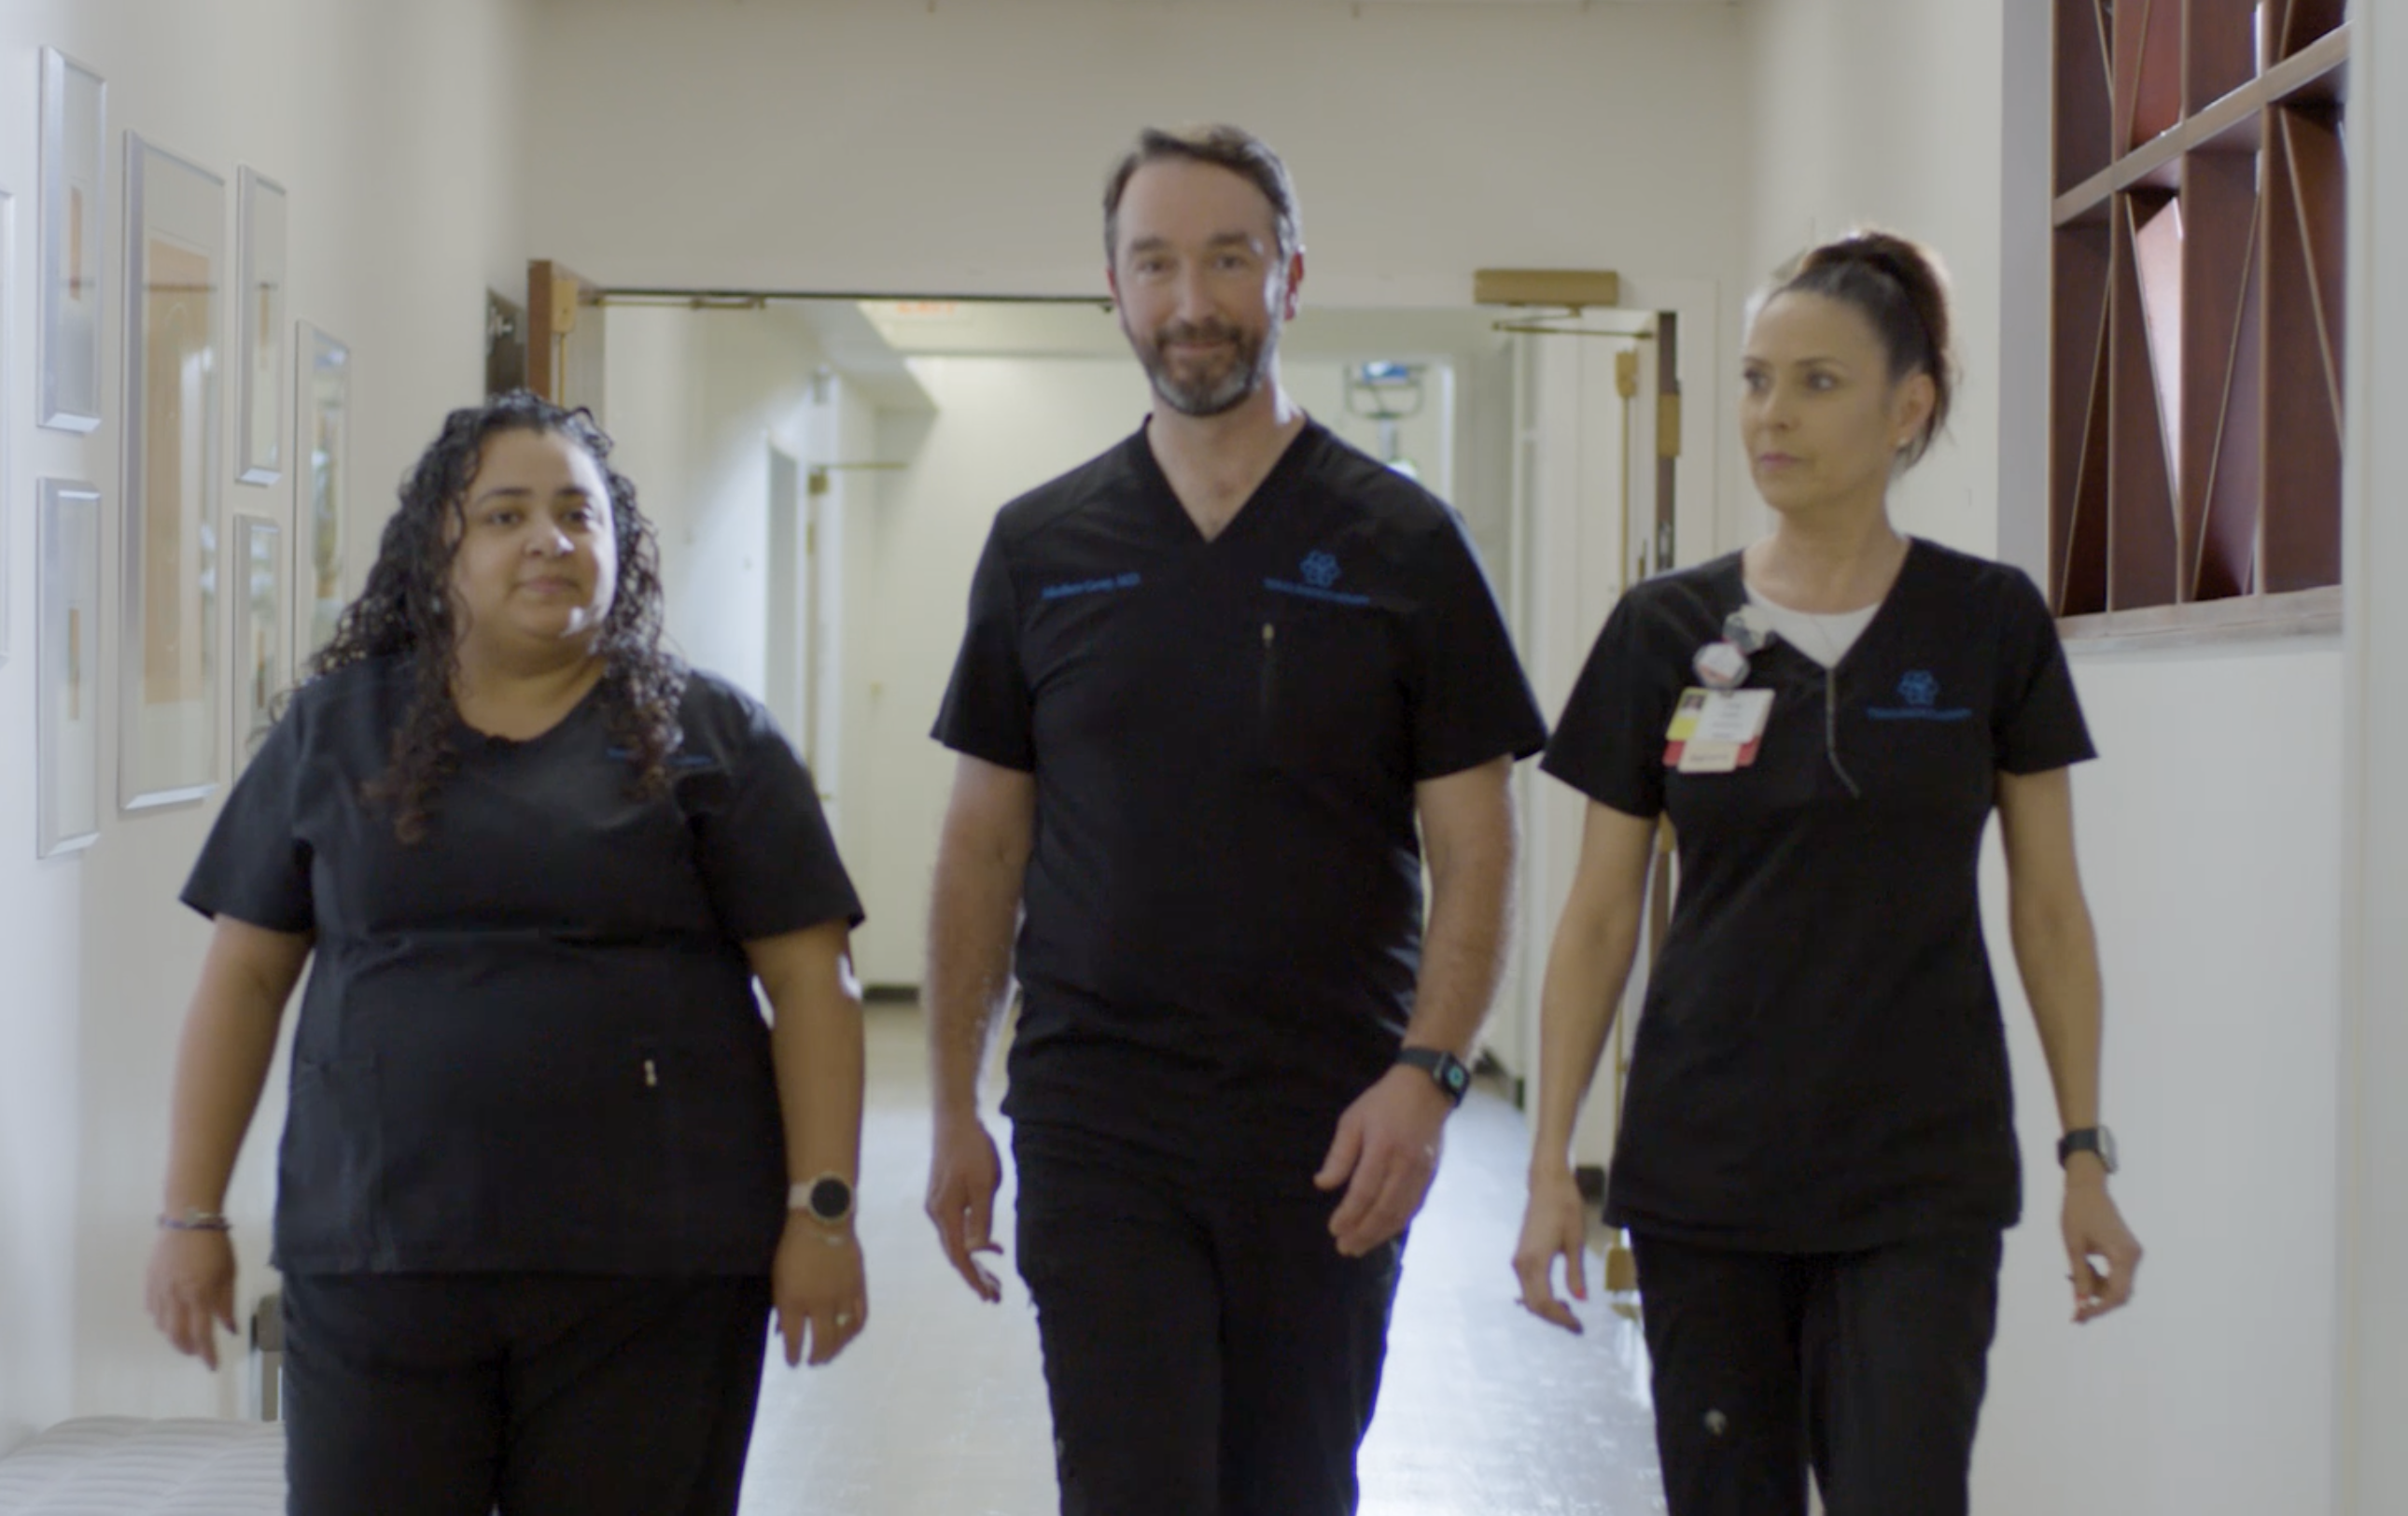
[2056,1126,2116,1172]
[1396,1046,1472,1107]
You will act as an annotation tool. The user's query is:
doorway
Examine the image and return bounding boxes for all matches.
[764,444,808,759]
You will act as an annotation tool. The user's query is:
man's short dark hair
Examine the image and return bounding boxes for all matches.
[1102,125,1302,266]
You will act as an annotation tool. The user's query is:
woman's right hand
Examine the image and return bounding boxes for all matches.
[1513,1167,1591,1334]
[147,1228,238,1369]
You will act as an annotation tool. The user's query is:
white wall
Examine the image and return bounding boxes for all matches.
[518,0,1753,309]
[1738,4,2359,1511]
[1738,0,2005,560]
[0,0,525,1452]
[1981,647,2343,1514]
[603,303,828,700]
[843,357,1150,987]
[2338,0,2408,1507]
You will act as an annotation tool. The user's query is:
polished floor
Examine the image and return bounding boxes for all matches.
[737,1004,1665,1515]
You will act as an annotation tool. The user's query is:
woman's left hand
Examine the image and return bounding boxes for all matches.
[773,1214,868,1367]
[2062,1172,2142,1324]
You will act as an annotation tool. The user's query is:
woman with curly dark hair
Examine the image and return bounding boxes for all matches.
[144,392,869,1515]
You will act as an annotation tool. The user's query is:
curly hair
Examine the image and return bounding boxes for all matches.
[309,391,686,843]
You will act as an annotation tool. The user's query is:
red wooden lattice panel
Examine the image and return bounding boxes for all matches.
[2056,0,2114,195]
[2048,0,2347,615]
[2051,222,2112,614]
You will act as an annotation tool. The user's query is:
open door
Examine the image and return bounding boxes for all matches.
[527,259,606,416]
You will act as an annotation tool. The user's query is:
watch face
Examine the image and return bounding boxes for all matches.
[2097,1127,2119,1173]
[1442,1062,1470,1094]
[808,1175,853,1221]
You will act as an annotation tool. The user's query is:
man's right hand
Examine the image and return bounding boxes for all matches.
[925,1111,1006,1301]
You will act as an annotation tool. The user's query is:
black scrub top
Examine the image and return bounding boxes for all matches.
[1543,539,2094,1252]
[182,656,862,1277]
[934,419,1547,1188]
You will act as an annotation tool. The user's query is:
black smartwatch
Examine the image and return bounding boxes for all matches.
[1396,1046,1472,1107]
[2056,1126,2118,1174]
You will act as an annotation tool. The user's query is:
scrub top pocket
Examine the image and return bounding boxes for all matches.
[1253,600,1407,776]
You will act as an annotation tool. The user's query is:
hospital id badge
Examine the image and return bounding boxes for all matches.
[1663,687,1772,774]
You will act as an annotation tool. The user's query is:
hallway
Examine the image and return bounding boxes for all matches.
[737,1004,1665,1515]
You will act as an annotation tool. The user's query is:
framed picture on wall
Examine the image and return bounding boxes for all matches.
[231,515,284,765]
[37,48,105,433]
[38,479,104,858]
[235,168,287,484]
[296,324,351,660]
[120,134,225,811]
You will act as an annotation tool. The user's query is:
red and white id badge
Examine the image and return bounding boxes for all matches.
[1663,687,1773,774]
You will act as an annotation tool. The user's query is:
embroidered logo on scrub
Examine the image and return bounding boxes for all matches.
[1266,550,1372,607]
[1866,669,1973,722]
[607,747,718,769]
[1040,571,1141,601]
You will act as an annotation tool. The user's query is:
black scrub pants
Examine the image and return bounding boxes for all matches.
[1013,1132,1406,1516]
[280,1271,772,1516]
[1630,1229,2003,1516]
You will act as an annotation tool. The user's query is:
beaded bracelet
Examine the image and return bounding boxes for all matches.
[157,1209,232,1233]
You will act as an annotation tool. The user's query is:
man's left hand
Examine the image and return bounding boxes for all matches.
[2062,1165,2142,1324]
[1314,1063,1452,1257]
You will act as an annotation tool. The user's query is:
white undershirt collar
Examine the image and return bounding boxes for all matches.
[1743,589,1880,669]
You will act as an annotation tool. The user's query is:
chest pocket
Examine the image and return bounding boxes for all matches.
[1255,598,1409,775]
[1842,664,1997,815]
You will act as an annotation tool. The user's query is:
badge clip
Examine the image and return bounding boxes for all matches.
[1692,639,1749,691]
[1693,606,1780,691]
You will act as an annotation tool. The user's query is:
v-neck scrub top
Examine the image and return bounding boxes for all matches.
[182,657,863,1276]
[934,420,1547,1187]
[1542,540,2095,1253]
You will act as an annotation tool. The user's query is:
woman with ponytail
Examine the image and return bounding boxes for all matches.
[1511,232,2141,1514]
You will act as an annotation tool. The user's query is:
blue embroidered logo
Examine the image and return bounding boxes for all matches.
[1867,669,1972,723]
[605,747,715,769]
[1040,571,1142,602]
[1265,546,1371,605]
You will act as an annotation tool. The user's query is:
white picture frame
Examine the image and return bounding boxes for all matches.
[38,479,104,858]
[296,324,351,660]
[235,168,287,485]
[37,48,105,433]
[231,514,285,765]
[120,134,225,811]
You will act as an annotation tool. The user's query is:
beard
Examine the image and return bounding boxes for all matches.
[1127,315,1279,417]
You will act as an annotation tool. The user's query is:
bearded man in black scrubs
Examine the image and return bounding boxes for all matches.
[920,124,1547,1516]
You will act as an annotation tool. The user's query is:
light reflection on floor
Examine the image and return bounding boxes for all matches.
[738,1004,1666,1515]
